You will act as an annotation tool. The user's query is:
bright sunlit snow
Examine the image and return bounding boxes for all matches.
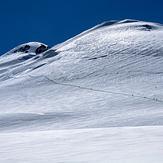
[0,19,163,162]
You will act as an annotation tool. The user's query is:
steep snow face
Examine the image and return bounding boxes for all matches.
[50,19,163,84]
[0,20,163,162]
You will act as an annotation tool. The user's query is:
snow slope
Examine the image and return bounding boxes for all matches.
[0,19,163,162]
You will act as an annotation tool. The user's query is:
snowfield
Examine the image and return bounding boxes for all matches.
[0,19,163,162]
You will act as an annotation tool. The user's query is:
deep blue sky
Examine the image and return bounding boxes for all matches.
[0,0,163,55]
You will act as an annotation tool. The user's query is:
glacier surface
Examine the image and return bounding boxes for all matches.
[0,19,163,162]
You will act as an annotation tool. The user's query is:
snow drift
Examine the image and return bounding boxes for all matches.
[0,19,163,162]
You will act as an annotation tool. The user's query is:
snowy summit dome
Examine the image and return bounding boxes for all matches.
[0,42,51,74]
[5,42,50,56]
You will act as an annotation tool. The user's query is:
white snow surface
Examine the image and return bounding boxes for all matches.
[0,19,163,162]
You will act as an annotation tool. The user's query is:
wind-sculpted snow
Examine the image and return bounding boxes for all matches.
[0,20,163,162]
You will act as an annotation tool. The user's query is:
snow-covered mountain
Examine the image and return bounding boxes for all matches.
[0,19,163,162]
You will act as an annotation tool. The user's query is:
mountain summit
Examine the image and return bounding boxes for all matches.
[0,20,163,163]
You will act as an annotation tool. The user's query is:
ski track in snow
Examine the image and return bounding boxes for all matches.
[29,74,163,103]
[0,19,163,162]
